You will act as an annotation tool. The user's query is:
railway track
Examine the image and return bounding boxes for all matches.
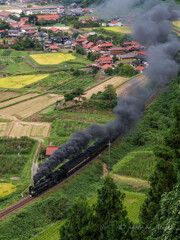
[0,89,158,221]
[0,196,33,221]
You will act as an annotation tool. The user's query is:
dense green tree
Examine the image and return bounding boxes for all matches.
[140,104,180,232]
[60,195,94,240]
[0,20,11,30]
[105,67,114,75]
[64,87,85,101]
[92,176,132,240]
[102,84,117,101]
[148,176,180,240]
[76,46,85,55]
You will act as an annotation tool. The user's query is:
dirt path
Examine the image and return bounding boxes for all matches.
[31,139,44,179]
[116,74,148,97]
[84,76,128,99]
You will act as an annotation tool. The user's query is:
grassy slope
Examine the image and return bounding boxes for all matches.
[0,139,38,211]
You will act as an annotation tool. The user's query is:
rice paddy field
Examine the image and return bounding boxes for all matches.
[104,26,132,34]
[0,92,20,102]
[30,53,76,65]
[0,93,39,108]
[172,20,180,28]
[0,121,51,138]
[0,94,64,120]
[0,74,49,89]
[84,76,128,99]
[0,183,16,197]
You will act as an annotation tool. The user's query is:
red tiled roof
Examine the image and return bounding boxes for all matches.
[100,64,113,70]
[135,66,145,71]
[20,25,31,28]
[91,45,101,51]
[134,50,147,56]
[49,44,58,50]
[0,29,7,33]
[18,17,29,26]
[111,20,118,24]
[46,146,59,156]
[99,43,113,47]
[51,27,61,32]
[76,38,87,42]
[85,42,95,48]
[37,14,60,21]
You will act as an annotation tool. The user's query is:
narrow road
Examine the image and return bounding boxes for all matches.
[31,138,44,179]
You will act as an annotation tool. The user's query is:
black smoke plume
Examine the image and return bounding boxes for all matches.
[33,0,180,183]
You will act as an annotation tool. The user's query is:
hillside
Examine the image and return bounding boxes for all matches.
[0,75,179,240]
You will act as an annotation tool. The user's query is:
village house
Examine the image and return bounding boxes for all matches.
[46,146,58,156]
[8,29,23,38]
[109,20,123,27]
[109,47,126,57]
[22,5,65,15]
[37,14,60,22]
[100,64,113,71]
[49,44,59,52]
[119,53,137,61]
[95,56,113,66]
[98,42,113,53]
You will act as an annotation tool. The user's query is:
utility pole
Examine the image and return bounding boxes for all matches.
[108,140,111,174]
[18,144,21,183]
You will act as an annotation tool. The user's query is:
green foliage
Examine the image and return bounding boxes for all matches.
[140,103,180,231]
[0,137,35,175]
[0,20,11,30]
[76,46,85,55]
[87,52,100,61]
[92,176,132,240]
[148,176,180,240]
[89,85,117,110]
[60,176,132,240]
[112,151,155,180]
[60,195,93,240]
[105,64,137,77]
[64,87,85,101]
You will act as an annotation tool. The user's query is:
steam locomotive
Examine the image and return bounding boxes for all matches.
[29,137,109,197]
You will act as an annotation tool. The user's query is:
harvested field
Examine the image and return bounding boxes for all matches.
[84,76,128,99]
[0,93,39,108]
[0,94,64,120]
[0,92,20,102]
[0,74,49,89]
[116,74,148,97]
[30,53,76,65]
[0,121,51,138]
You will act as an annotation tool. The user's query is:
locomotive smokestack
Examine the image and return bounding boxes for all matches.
[33,0,180,183]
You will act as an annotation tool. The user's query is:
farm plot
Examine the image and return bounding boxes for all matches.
[0,93,39,108]
[0,74,49,89]
[0,121,51,138]
[0,94,64,119]
[30,53,76,65]
[0,92,20,102]
[0,183,16,197]
[84,76,128,99]
[116,74,148,97]
[104,26,132,34]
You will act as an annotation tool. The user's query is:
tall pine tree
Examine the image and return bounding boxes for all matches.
[140,104,180,231]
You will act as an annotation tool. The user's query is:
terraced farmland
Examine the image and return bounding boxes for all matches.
[104,26,132,34]
[0,94,64,120]
[84,76,128,99]
[0,92,20,102]
[0,121,51,138]
[30,53,76,65]
[0,74,49,89]
[0,93,39,108]
[116,74,148,97]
